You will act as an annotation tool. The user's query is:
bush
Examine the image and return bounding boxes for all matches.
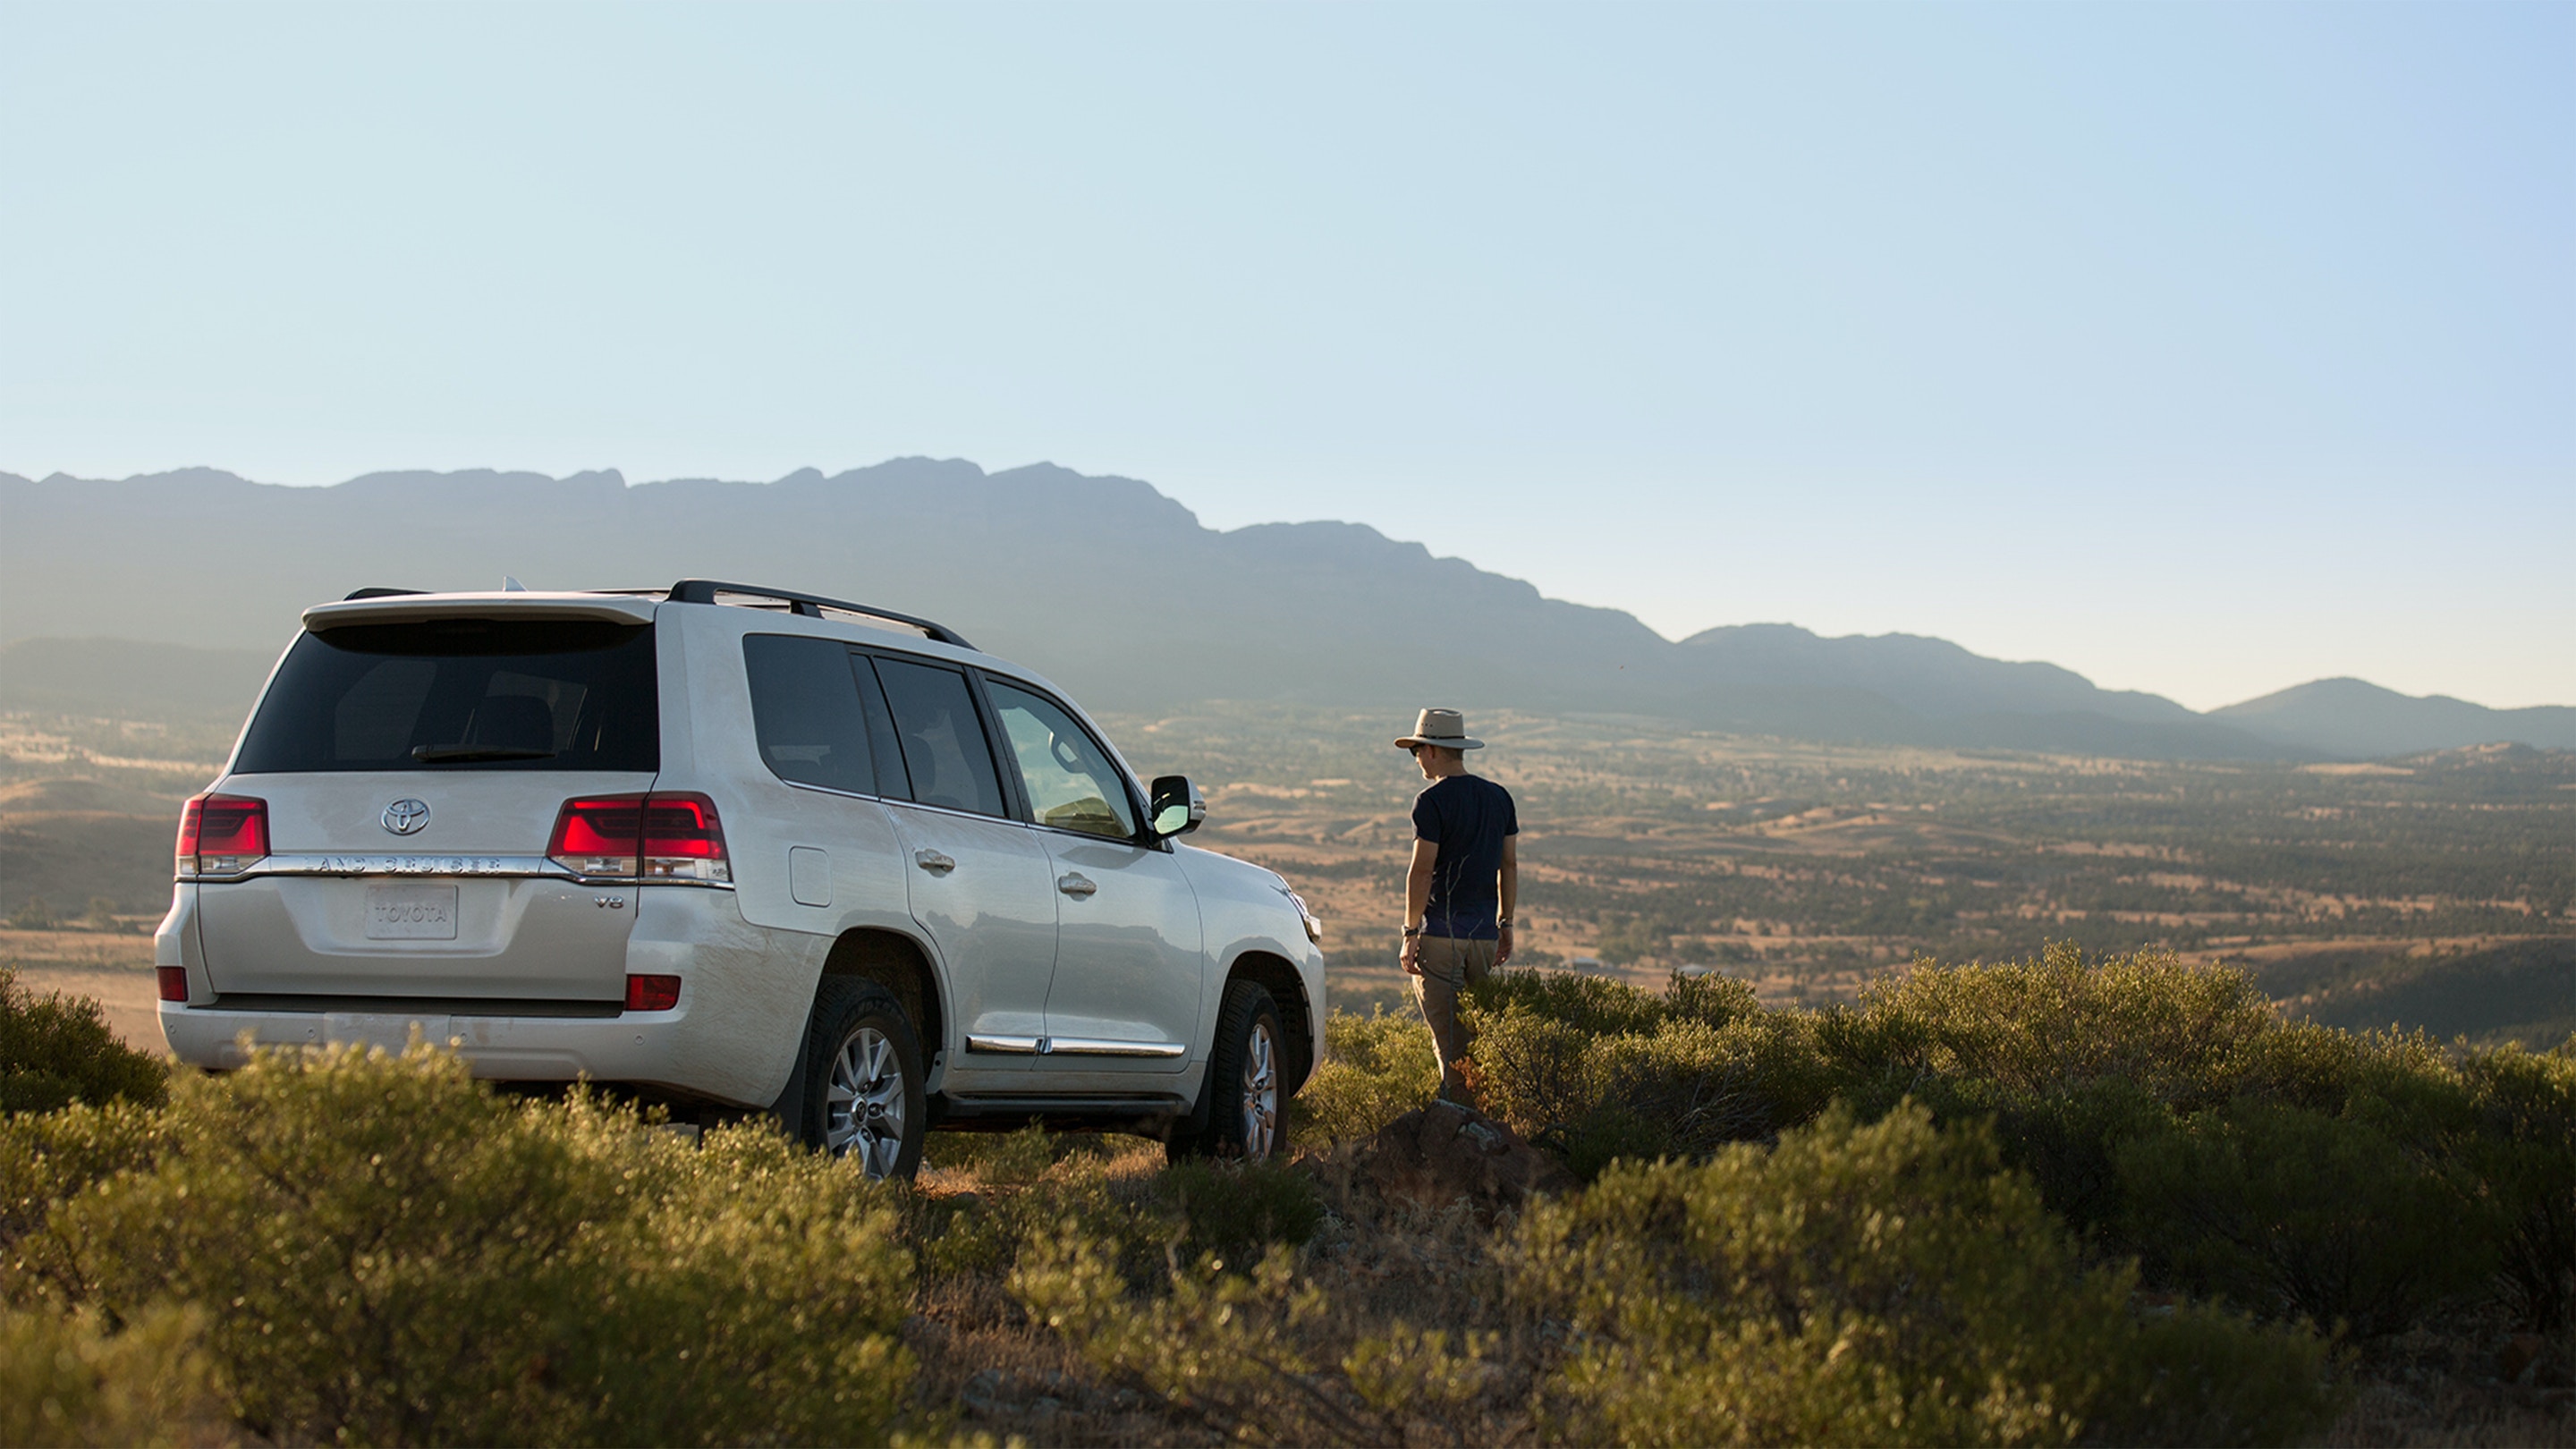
[0,1100,162,1288]
[1825,944,2278,1110]
[1015,1237,1360,1439]
[0,970,166,1114]
[1510,1102,2335,1447]
[34,1043,915,1446]
[1467,966,1760,1038]
[2453,1044,2576,1330]
[1155,1159,1325,1265]
[1296,1007,1439,1143]
[912,1127,1145,1281]
[0,1303,222,1447]
[1469,989,1831,1177]
[2116,1100,2496,1336]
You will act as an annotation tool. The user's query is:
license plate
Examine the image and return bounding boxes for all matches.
[365,884,458,940]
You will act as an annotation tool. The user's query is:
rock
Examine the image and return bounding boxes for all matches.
[2497,1333,2551,1385]
[959,1368,1012,1418]
[1359,1099,1573,1210]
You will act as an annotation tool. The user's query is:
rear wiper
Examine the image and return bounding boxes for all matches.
[410,745,558,763]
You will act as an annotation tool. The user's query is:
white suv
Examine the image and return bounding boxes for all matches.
[156,580,1325,1176]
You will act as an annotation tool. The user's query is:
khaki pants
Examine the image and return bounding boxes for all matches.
[1411,935,1497,1103]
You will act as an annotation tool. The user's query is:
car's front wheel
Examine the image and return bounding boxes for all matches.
[1171,979,1287,1164]
[796,978,928,1181]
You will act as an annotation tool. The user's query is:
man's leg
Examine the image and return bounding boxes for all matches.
[1414,936,1497,1104]
[1413,936,1472,1103]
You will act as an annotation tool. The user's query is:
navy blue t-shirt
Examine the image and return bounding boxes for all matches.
[1412,774,1518,940]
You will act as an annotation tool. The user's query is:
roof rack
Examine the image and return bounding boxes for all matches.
[662,580,976,650]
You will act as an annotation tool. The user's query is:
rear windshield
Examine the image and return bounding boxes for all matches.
[234,619,659,773]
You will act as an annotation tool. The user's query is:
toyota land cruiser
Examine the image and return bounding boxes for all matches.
[155,580,1325,1177]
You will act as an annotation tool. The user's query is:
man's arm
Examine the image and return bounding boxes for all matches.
[1496,835,1518,966]
[1402,838,1438,975]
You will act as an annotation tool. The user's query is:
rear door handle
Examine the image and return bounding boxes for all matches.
[1056,872,1097,898]
[914,849,956,873]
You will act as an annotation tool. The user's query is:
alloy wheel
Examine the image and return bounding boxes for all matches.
[825,1025,908,1180]
[1240,1019,1278,1159]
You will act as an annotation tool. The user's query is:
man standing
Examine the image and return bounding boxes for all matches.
[1395,708,1518,1104]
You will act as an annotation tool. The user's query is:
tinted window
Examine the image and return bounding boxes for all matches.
[869,657,1006,817]
[986,681,1138,840]
[742,634,877,794]
[236,619,658,773]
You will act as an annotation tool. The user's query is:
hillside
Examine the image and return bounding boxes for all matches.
[0,461,2555,759]
[2215,676,2576,756]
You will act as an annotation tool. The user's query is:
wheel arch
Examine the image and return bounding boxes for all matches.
[1224,949,1314,1095]
[819,927,947,1063]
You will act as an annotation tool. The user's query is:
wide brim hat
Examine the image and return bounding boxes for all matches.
[1395,708,1484,751]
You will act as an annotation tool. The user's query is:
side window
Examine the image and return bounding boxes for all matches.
[869,656,1008,818]
[742,634,877,794]
[984,680,1139,841]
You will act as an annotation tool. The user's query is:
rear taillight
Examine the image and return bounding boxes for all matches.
[549,795,647,877]
[548,792,729,884]
[157,967,190,1003]
[176,792,269,877]
[637,793,728,882]
[624,973,682,1012]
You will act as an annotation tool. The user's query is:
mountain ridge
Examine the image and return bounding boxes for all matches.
[1,461,2558,759]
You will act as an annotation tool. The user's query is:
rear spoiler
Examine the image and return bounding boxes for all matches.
[301,591,659,631]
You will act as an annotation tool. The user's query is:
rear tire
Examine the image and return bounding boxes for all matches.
[1170,979,1287,1164]
[796,978,928,1182]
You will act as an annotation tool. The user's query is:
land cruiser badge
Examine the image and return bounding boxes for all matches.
[381,798,430,835]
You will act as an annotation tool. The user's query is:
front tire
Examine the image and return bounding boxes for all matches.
[797,978,928,1182]
[1171,979,1287,1164]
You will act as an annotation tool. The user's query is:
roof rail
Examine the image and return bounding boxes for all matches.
[663,580,976,650]
[344,587,428,600]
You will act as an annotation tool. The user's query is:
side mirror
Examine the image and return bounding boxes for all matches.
[1149,775,1206,837]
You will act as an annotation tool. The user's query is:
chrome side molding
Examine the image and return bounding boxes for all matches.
[964,1033,1185,1058]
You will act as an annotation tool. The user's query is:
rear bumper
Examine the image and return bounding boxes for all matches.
[157,885,826,1108]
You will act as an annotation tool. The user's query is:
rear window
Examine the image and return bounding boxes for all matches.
[234,618,659,773]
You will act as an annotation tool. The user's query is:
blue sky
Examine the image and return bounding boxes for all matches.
[3,3,2567,709]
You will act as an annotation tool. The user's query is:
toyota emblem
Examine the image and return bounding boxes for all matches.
[382,798,431,835]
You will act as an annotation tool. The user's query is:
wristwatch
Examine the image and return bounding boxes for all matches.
[1402,926,1421,937]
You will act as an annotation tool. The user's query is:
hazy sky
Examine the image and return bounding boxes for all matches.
[3,4,2568,710]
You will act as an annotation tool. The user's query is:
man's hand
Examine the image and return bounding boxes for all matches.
[1496,921,1514,968]
[1401,931,1424,976]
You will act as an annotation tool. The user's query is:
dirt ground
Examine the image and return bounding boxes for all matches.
[2,925,161,1050]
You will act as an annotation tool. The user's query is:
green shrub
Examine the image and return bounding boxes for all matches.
[40,1043,915,1446]
[1296,1007,1439,1143]
[1464,1007,1594,1141]
[1466,966,1762,1038]
[2114,1301,2343,1448]
[0,970,166,1114]
[1015,1237,1362,1439]
[2116,1100,2496,1336]
[0,1100,162,1292]
[1472,997,1832,1177]
[1510,1101,2334,1447]
[1468,969,1672,1037]
[2456,1044,2576,1330]
[1905,1074,2173,1240]
[1827,945,2278,1109]
[913,1127,1144,1281]
[1155,1159,1325,1264]
[0,1303,222,1447]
